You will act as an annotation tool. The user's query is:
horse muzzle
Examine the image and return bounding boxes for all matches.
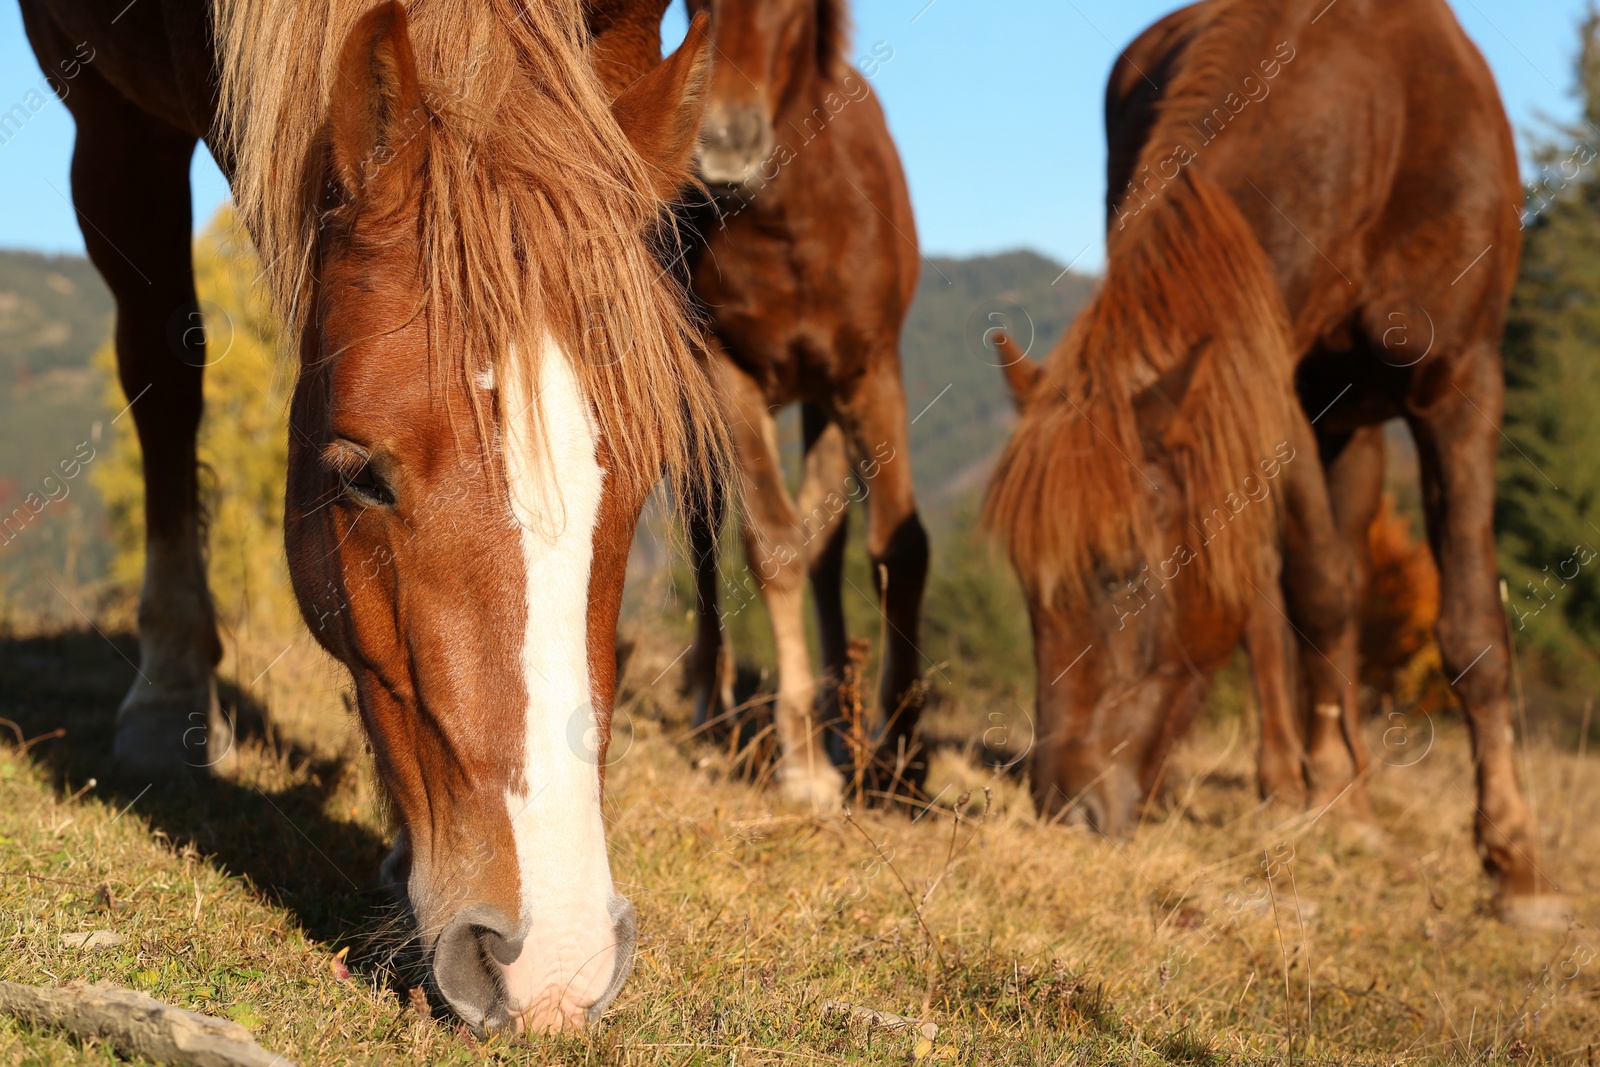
[431,896,637,1034]
[696,103,775,190]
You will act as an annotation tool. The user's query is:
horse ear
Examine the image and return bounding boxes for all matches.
[610,11,712,201]
[993,331,1044,411]
[327,1,427,205]
[1134,338,1209,449]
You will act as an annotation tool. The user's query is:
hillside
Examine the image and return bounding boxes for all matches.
[0,250,113,380]
[901,251,1094,510]
[0,243,1092,618]
[0,250,114,616]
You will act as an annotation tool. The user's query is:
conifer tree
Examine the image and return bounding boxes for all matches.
[1498,5,1600,711]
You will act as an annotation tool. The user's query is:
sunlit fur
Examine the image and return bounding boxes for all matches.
[213,0,728,501]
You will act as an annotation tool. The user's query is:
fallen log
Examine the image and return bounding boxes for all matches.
[0,981,294,1067]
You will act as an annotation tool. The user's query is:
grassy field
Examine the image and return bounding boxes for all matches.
[2,576,1598,1067]
[0,206,1591,1058]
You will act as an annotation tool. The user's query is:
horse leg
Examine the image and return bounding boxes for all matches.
[67,86,225,775]
[1277,411,1367,814]
[1243,542,1306,807]
[1320,425,1386,781]
[834,363,930,794]
[1408,350,1563,919]
[714,358,842,809]
[684,470,735,731]
[796,405,853,765]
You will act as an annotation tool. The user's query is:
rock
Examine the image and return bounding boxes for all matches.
[0,981,294,1067]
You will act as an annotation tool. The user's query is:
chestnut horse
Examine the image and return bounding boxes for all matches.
[988,0,1564,921]
[21,0,724,1030]
[681,0,930,808]
[580,0,930,807]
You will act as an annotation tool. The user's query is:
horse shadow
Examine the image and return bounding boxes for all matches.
[0,628,412,981]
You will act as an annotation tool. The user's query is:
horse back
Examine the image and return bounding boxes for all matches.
[1105,0,1518,347]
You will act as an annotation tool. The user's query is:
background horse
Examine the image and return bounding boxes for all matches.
[583,0,932,810]
[679,0,931,809]
[987,0,1563,922]
[993,325,1320,831]
[21,0,721,1030]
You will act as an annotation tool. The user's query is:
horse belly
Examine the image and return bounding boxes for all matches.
[27,0,213,138]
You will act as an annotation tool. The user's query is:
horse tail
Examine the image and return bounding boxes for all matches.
[984,170,1294,612]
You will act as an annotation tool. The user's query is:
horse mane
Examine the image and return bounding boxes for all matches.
[213,0,726,498]
[817,0,852,81]
[984,0,1294,612]
[1137,0,1286,156]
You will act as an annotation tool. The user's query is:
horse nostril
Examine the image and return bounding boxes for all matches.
[1081,768,1142,839]
[586,895,638,1024]
[380,831,413,916]
[432,904,521,1034]
[732,109,767,151]
[1079,794,1108,835]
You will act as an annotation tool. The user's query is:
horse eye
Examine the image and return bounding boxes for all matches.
[325,441,396,508]
[342,462,396,508]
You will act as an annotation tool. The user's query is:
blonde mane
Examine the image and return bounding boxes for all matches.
[213,0,726,496]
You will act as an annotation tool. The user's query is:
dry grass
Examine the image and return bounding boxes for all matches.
[2,597,1598,1066]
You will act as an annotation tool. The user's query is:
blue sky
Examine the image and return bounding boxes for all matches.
[0,0,1590,271]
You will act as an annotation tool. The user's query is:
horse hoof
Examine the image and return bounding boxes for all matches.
[1496,892,1573,929]
[113,679,232,778]
[777,763,844,813]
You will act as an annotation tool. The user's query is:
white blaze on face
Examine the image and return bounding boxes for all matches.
[497,336,620,1027]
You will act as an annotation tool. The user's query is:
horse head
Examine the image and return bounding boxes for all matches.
[282,1,715,1033]
[686,0,850,190]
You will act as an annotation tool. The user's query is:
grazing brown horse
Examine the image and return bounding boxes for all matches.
[583,0,929,805]
[988,0,1565,922]
[22,0,723,1030]
[678,0,930,808]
